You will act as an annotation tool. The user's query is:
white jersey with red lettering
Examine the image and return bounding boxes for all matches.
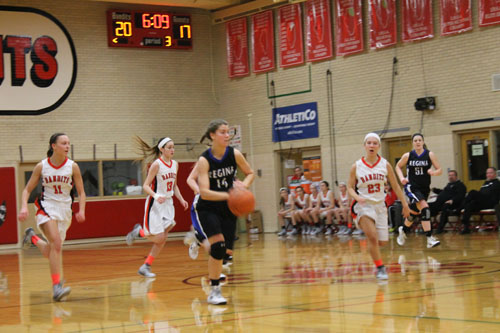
[339,192,349,207]
[35,157,74,241]
[295,193,309,210]
[143,158,178,235]
[352,156,389,241]
[355,156,387,203]
[310,193,319,207]
[320,190,332,208]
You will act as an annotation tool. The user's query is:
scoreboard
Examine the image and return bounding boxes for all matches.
[107,10,192,49]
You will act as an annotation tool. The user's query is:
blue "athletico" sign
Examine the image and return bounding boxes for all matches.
[272,102,319,142]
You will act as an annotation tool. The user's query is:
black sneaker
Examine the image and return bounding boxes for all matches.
[460,228,471,235]
[22,228,36,248]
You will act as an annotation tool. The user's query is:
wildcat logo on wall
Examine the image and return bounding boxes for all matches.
[0,6,77,115]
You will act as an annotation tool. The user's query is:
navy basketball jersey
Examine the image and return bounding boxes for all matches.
[197,146,237,209]
[407,149,431,189]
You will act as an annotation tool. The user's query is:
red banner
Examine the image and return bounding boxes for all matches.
[226,18,249,78]
[401,0,434,42]
[369,0,397,49]
[336,0,364,56]
[440,0,472,35]
[479,0,500,26]
[252,11,275,73]
[279,4,305,68]
[306,0,333,62]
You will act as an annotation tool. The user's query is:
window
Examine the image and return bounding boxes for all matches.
[24,171,42,203]
[103,160,142,196]
[78,161,99,197]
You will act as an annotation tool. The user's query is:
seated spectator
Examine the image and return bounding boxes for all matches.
[334,182,353,235]
[292,186,311,235]
[429,170,466,234]
[385,183,401,232]
[277,188,296,236]
[289,166,306,193]
[318,181,336,235]
[460,167,500,234]
[305,184,322,235]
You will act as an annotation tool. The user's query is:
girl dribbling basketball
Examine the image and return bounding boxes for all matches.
[194,119,254,305]
[18,133,86,301]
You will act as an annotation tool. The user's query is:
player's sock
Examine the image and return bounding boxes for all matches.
[52,273,61,285]
[374,259,384,268]
[32,234,41,245]
[145,255,155,266]
[139,229,146,238]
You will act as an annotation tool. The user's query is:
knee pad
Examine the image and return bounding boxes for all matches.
[210,241,226,260]
[421,207,431,220]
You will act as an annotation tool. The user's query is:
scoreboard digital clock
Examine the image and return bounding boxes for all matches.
[106,10,192,49]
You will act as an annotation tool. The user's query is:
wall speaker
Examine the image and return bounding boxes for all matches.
[414,97,436,111]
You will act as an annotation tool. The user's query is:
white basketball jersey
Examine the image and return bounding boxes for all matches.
[283,193,294,210]
[339,192,349,207]
[153,158,177,198]
[295,193,309,209]
[41,157,74,204]
[320,190,332,207]
[355,156,387,203]
[310,193,319,207]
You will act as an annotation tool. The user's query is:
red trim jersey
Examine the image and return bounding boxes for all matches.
[153,158,178,198]
[355,156,387,203]
[40,157,73,204]
[295,193,309,209]
[320,190,332,208]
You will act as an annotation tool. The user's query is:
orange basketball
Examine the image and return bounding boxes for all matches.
[228,187,255,216]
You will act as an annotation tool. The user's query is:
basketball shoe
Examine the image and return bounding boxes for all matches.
[426,236,440,248]
[138,264,156,278]
[397,226,407,246]
[22,227,36,248]
[207,285,227,305]
[126,224,142,245]
[53,282,71,302]
[376,266,388,280]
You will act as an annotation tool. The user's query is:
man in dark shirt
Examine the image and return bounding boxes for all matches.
[461,167,500,234]
[429,170,466,234]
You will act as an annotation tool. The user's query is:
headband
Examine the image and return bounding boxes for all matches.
[158,137,172,149]
[364,132,381,143]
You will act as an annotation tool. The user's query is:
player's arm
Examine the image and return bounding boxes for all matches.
[347,163,364,204]
[173,163,188,210]
[72,163,86,222]
[395,152,410,184]
[428,151,442,176]
[18,162,43,222]
[186,162,200,194]
[387,163,410,218]
[143,162,164,201]
[198,157,229,201]
[234,149,254,189]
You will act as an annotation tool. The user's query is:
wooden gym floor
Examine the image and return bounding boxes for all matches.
[1,231,500,332]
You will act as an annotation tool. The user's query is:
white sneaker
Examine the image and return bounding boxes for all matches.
[376,266,388,280]
[427,236,440,248]
[189,242,200,259]
[183,231,197,246]
[352,229,364,236]
[287,228,298,236]
[301,227,307,235]
[324,228,333,235]
[138,264,156,278]
[277,228,287,236]
[53,282,71,302]
[207,285,227,305]
[397,226,407,246]
[126,224,142,246]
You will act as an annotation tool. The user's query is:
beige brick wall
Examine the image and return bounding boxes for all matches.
[1,0,215,163]
[211,4,500,232]
[2,0,499,235]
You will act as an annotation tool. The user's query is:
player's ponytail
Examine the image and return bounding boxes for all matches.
[134,136,163,166]
[200,119,228,144]
[47,133,66,157]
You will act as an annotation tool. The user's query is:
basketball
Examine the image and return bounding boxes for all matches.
[228,187,255,216]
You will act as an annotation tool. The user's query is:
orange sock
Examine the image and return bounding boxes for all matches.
[31,234,41,245]
[374,259,383,268]
[139,229,145,238]
[145,255,154,265]
[51,273,60,285]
